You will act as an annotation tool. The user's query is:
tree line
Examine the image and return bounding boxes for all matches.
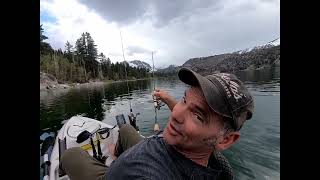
[40,25,150,83]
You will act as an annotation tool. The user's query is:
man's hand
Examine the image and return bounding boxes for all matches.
[152,89,177,111]
[108,143,117,160]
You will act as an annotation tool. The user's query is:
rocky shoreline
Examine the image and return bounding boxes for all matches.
[40,72,150,92]
[40,72,71,91]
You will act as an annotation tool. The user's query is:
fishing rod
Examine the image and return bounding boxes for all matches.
[119,30,131,111]
[151,52,164,133]
[119,30,140,131]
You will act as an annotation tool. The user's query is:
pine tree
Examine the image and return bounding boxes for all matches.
[40,24,48,42]
[40,24,53,55]
[64,41,74,61]
[85,32,98,78]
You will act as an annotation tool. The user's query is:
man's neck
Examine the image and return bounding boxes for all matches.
[173,146,212,167]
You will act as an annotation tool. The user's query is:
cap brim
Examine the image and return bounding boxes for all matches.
[178,68,232,119]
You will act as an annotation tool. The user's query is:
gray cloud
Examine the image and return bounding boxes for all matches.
[78,0,148,25]
[126,45,152,56]
[145,2,279,67]
[260,0,279,3]
[149,0,224,27]
[75,0,279,67]
[109,52,122,57]
[78,0,224,27]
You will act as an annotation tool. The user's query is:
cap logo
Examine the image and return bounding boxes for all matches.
[214,73,246,102]
[214,75,232,98]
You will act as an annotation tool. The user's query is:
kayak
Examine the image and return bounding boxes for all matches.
[41,115,126,180]
[40,114,234,180]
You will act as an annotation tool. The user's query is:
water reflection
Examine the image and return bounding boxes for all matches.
[40,67,280,180]
[40,67,280,133]
[40,80,153,133]
[236,67,280,82]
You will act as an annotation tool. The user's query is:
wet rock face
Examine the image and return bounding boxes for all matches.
[40,72,59,90]
[40,72,71,90]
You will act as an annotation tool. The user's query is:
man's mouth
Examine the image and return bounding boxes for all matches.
[168,121,182,136]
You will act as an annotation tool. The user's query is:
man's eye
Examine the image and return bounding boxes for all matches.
[194,113,203,122]
[182,97,186,103]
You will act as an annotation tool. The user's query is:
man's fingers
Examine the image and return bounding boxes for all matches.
[152,89,169,100]
[152,89,162,96]
[152,91,159,96]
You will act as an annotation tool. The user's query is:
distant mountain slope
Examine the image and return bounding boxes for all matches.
[129,60,152,71]
[180,38,280,75]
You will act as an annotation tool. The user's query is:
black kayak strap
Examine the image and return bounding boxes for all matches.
[97,138,103,158]
[90,137,98,159]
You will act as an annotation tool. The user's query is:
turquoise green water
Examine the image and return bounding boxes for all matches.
[40,67,280,179]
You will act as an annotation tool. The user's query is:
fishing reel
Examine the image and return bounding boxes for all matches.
[128,111,140,131]
[153,96,165,110]
[152,95,164,133]
[128,111,140,120]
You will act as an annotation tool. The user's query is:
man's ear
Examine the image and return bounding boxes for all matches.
[216,132,240,151]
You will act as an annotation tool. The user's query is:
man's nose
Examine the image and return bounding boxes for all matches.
[172,104,186,124]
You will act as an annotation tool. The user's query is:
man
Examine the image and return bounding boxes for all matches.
[61,67,254,180]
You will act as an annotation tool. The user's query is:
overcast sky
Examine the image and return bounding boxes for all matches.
[40,0,279,68]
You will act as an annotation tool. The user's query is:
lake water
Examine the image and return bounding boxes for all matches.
[40,67,280,180]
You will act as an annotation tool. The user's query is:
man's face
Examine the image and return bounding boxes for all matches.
[163,86,225,152]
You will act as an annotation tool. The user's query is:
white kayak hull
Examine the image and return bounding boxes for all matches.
[48,116,119,180]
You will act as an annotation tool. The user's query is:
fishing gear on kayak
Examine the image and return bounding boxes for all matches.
[41,116,122,180]
[40,129,58,180]
[76,125,116,164]
[76,126,116,143]
[119,30,140,131]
